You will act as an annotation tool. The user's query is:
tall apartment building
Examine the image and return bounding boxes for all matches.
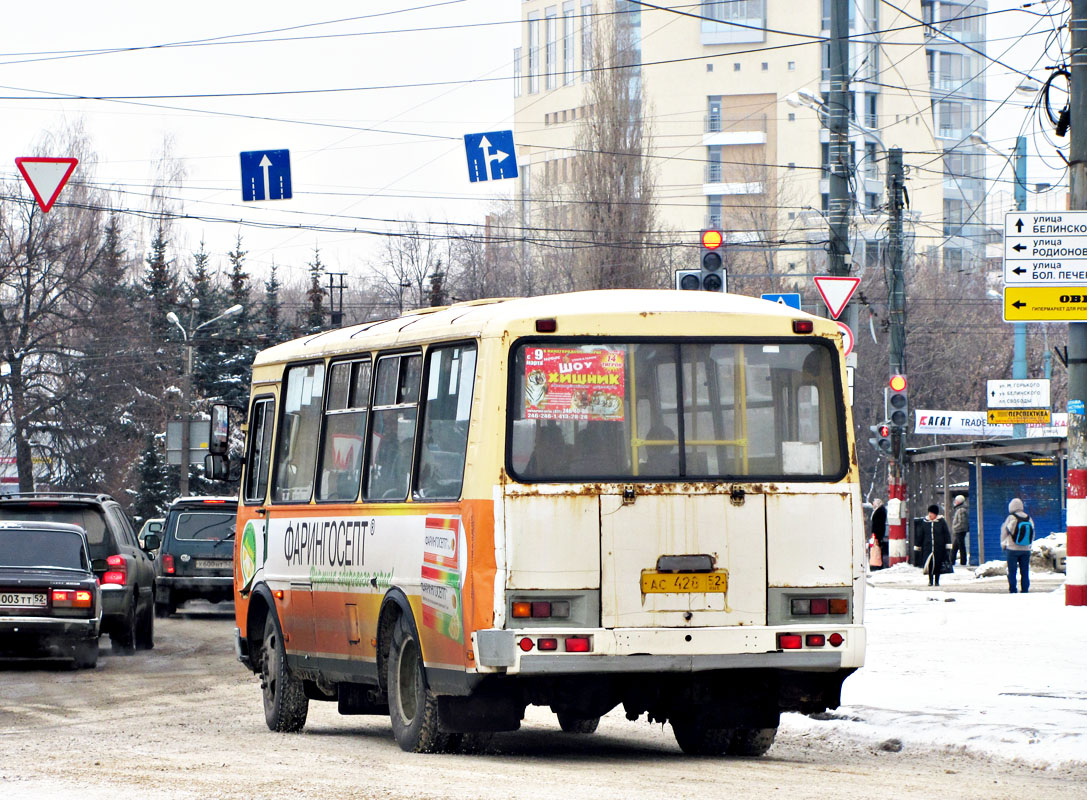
[511,1,987,283]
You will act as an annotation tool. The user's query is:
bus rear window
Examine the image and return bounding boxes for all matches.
[509,340,844,482]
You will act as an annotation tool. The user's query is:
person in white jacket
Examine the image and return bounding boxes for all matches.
[1001,497,1034,594]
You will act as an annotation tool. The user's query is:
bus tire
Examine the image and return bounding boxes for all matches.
[671,720,732,756]
[557,712,600,734]
[260,614,308,732]
[727,727,777,757]
[387,613,448,753]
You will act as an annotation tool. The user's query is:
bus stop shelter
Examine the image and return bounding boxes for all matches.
[904,436,1066,564]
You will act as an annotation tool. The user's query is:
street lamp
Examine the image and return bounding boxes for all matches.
[786,91,888,151]
[166,303,243,495]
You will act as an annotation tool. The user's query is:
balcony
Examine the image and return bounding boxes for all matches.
[703,116,768,147]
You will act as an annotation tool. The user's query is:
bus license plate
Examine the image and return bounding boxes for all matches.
[0,592,47,607]
[641,571,728,594]
[196,560,226,570]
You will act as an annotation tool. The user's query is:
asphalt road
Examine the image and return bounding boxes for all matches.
[1,603,1082,800]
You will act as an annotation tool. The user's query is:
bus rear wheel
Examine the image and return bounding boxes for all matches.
[671,720,733,756]
[557,712,600,734]
[260,615,308,732]
[387,614,448,753]
[727,727,777,757]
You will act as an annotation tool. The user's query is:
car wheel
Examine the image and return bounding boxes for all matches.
[73,639,99,669]
[557,712,600,734]
[135,596,154,650]
[671,719,733,756]
[726,727,777,757]
[260,614,308,732]
[387,613,449,753]
[110,595,137,655]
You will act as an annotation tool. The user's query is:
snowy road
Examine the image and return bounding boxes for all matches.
[1,581,1084,800]
[788,569,1087,768]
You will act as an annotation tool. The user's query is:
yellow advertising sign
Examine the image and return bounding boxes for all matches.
[986,408,1051,424]
[1003,287,1087,321]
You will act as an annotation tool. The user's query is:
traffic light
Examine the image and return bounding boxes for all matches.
[700,229,726,292]
[675,269,702,290]
[888,374,908,429]
[869,422,892,454]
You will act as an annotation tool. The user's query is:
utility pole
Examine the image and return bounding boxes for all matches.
[1066,0,1087,606]
[885,148,908,566]
[327,272,346,327]
[827,0,851,280]
[1012,136,1029,438]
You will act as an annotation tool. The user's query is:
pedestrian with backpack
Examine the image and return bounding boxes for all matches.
[1001,497,1034,594]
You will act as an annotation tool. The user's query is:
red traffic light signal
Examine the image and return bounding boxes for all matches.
[889,374,907,392]
[701,229,723,250]
[879,424,890,437]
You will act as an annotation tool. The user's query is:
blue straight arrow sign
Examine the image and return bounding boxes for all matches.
[464,131,518,182]
[240,149,292,201]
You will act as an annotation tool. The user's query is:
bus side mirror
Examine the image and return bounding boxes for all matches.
[205,453,230,481]
[209,403,230,456]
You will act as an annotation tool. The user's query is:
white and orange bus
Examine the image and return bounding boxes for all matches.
[226,289,865,755]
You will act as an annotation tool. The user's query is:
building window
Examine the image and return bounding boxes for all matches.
[707,63,713,72]
[865,93,877,128]
[528,15,540,94]
[944,247,964,271]
[866,192,879,211]
[788,112,795,122]
[865,142,878,178]
[707,97,722,132]
[761,62,768,71]
[943,198,965,236]
[545,8,558,90]
[788,61,796,70]
[733,62,741,72]
[563,2,576,85]
[581,1,593,80]
[513,47,522,98]
[707,145,722,183]
[788,162,796,170]
[938,101,968,137]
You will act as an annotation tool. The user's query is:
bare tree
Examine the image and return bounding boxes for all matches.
[370,220,447,314]
[531,13,663,292]
[0,125,106,490]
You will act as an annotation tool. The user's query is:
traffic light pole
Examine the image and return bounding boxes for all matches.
[886,148,908,565]
[1067,0,1087,605]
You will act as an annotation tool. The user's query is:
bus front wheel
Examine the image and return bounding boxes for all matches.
[260,615,308,732]
[388,614,448,753]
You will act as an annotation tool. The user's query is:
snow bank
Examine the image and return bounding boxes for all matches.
[783,585,1087,768]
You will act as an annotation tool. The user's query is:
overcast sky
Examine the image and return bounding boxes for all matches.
[0,1,1066,291]
[0,1,521,288]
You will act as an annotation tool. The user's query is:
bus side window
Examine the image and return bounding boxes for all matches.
[365,354,422,501]
[244,397,275,503]
[317,360,371,502]
[272,363,325,504]
[416,344,476,500]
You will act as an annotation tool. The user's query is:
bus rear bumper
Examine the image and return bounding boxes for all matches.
[473,625,865,675]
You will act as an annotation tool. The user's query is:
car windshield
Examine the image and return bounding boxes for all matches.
[0,506,107,547]
[172,511,236,541]
[0,530,87,570]
[509,339,845,481]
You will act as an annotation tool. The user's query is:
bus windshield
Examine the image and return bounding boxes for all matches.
[509,339,844,482]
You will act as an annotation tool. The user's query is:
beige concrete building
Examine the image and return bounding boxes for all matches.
[511,1,953,286]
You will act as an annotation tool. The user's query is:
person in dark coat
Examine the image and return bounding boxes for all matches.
[914,504,952,587]
[870,498,887,569]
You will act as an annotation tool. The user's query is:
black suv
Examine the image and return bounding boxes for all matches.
[154,496,237,617]
[0,493,155,653]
